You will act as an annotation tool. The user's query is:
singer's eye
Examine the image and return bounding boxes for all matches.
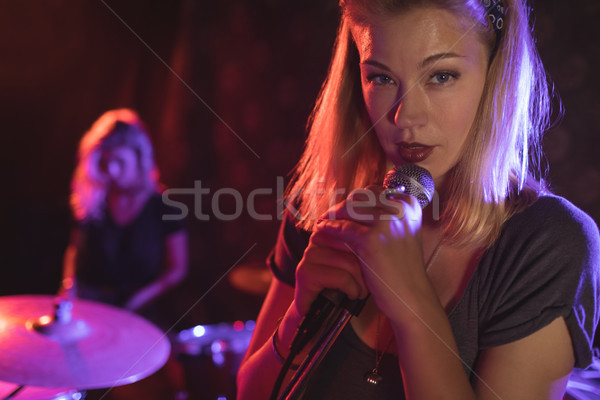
[428,71,459,86]
[365,73,395,86]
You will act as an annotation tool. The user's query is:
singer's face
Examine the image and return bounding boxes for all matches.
[352,7,489,186]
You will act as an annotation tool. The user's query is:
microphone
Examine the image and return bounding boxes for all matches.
[275,164,435,400]
[383,164,435,207]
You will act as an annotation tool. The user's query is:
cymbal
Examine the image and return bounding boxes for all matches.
[228,261,272,296]
[0,295,170,389]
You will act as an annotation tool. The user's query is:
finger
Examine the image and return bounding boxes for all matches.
[315,218,366,247]
[310,228,357,253]
[321,197,406,226]
[321,186,415,223]
[389,193,423,224]
[303,236,368,297]
[318,188,381,222]
[295,261,366,315]
[378,189,414,216]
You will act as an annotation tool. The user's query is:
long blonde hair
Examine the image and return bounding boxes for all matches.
[285,0,555,248]
[70,109,159,221]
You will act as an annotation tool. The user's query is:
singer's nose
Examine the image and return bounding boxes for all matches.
[393,87,428,130]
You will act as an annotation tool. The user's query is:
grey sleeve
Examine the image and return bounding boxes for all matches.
[478,196,600,368]
[266,210,311,287]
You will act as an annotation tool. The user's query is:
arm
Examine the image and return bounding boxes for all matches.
[236,277,301,400]
[60,228,81,299]
[123,230,189,312]
[385,291,573,399]
[474,317,573,399]
[237,227,368,399]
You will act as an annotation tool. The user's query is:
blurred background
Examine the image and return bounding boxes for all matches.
[0,0,342,326]
[0,0,598,398]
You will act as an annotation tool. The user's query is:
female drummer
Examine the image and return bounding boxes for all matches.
[62,108,188,316]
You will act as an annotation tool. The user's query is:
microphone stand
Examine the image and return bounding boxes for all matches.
[279,294,367,400]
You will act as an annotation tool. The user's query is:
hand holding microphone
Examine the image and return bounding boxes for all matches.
[297,164,435,320]
[274,165,435,400]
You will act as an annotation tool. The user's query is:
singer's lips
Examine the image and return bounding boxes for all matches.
[397,142,434,163]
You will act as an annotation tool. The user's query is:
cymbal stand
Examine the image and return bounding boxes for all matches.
[2,385,24,400]
[3,299,83,400]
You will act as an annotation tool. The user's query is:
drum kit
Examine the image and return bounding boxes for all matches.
[0,294,170,399]
[173,321,254,400]
[0,262,265,400]
[227,261,271,297]
[0,263,265,400]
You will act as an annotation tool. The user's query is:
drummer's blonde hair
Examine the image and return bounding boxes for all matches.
[70,109,159,221]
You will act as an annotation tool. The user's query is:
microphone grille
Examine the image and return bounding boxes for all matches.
[383,164,435,208]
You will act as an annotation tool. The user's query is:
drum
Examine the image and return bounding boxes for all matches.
[0,381,83,399]
[173,320,254,400]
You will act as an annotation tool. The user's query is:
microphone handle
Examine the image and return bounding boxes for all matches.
[289,289,346,353]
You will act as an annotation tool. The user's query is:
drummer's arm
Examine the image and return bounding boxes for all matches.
[124,230,189,312]
[60,228,81,299]
[237,277,302,400]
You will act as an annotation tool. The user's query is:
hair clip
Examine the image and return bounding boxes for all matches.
[482,0,505,34]
[481,0,504,56]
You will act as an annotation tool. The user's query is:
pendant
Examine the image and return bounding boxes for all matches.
[364,368,383,385]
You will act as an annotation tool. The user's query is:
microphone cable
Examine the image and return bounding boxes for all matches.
[269,290,344,400]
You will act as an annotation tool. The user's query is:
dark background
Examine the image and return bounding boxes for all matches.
[0,0,598,362]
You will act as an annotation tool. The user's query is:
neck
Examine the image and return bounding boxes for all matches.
[107,185,152,205]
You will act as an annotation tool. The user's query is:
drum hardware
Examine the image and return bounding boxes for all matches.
[0,381,83,400]
[174,321,255,400]
[228,262,271,296]
[175,321,254,367]
[0,294,170,397]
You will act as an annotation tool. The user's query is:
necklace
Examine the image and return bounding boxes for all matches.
[364,314,393,385]
[364,241,443,385]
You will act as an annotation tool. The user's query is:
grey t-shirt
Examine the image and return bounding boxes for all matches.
[267,195,600,399]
